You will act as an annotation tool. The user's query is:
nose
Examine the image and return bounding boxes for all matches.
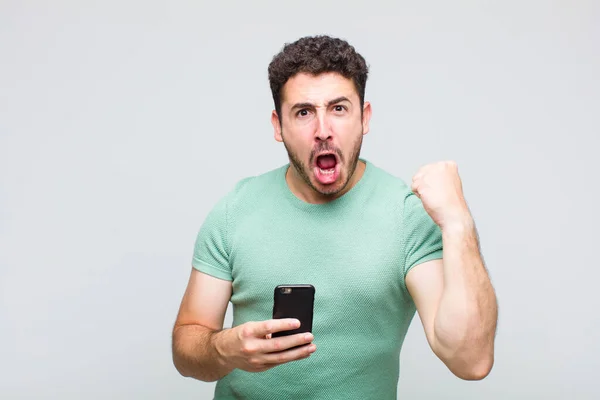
[314,112,332,142]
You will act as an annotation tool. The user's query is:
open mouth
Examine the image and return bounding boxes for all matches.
[316,153,337,173]
[314,153,340,184]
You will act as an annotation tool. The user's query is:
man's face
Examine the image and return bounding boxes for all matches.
[271,72,371,200]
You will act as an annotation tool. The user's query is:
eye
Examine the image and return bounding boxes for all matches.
[333,105,346,113]
[297,109,310,117]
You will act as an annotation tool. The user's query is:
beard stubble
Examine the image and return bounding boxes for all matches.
[281,131,364,198]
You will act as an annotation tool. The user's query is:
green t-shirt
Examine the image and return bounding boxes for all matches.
[192,159,443,400]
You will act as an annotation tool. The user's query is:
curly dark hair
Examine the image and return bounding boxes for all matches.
[268,35,369,120]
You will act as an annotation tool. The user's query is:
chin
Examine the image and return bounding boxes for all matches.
[314,184,343,197]
[310,170,347,196]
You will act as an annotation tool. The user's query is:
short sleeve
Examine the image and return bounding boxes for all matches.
[191,195,232,281]
[402,192,444,277]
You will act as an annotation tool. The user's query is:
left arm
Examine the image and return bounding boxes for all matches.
[406,161,498,380]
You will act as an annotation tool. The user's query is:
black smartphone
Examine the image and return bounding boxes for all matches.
[271,284,315,338]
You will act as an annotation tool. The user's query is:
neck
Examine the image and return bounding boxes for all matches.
[286,160,366,204]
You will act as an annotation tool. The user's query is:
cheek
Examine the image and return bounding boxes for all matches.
[332,118,361,141]
[285,121,316,142]
[283,127,313,152]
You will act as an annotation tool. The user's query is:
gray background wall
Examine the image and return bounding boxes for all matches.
[1,1,598,399]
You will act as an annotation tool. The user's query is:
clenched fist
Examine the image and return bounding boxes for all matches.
[411,161,472,230]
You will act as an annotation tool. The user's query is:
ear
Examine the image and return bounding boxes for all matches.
[272,110,283,142]
[362,101,372,135]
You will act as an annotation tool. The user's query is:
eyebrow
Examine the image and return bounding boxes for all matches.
[290,96,351,111]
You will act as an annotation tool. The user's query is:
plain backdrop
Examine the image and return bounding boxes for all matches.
[1,1,599,399]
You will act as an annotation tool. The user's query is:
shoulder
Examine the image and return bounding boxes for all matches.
[365,161,429,224]
[207,164,287,222]
[366,161,414,201]
[224,164,286,204]
[198,165,286,232]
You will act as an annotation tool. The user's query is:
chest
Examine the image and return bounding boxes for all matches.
[228,209,406,314]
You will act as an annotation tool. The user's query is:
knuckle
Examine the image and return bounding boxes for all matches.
[264,322,273,332]
[241,325,253,338]
[241,343,255,355]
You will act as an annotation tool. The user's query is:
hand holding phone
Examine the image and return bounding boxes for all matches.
[213,317,316,373]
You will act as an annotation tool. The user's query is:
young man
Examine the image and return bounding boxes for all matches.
[172,35,498,399]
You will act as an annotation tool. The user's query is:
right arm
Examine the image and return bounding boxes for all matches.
[171,268,316,382]
[171,268,234,381]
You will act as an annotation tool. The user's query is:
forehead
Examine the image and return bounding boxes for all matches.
[281,72,358,106]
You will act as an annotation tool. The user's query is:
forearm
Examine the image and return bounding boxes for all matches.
[433,217,498,378]
[172,324,234,382]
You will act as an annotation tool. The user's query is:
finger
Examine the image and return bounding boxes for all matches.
[249,319,300,338]
[411,180,420,195]
[261,342,317,365]
[264,332,314,353]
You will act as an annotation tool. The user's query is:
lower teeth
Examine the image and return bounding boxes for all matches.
[319,168,335,175]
